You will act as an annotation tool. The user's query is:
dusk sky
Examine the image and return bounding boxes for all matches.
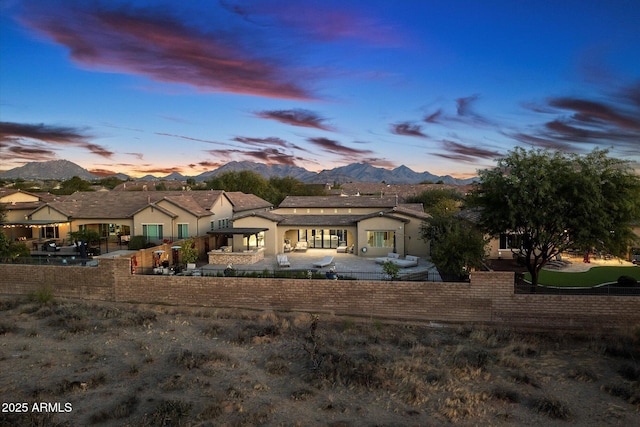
[1,0,639,178]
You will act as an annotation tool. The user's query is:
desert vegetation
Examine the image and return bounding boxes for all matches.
[1,295,639,426]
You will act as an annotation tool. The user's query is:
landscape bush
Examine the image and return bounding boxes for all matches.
[28,284,54,305]
[528,396,572,420]
[128,235,150,250]
[617,275,639,286]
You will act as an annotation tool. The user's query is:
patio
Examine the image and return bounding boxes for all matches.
[199,249,442,281]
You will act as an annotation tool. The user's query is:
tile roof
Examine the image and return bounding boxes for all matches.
[32,190,226,219]
[225,192,273,212]
[233,210,284,222]
[335,182,472,200]
[111,180,187,191]
[278,195,400,209]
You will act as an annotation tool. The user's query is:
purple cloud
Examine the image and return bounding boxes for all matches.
[390,122,428,138]
[205,147,303,166]
[1,141,57,162]
[1,122,88,144]
[307,137,373,157]
[548,97,640,131]
[455,94,493,125]
[435,140,502,163]
[423,109,443,123]
[516,84,640,155]
[232,136,309,152]
[0,121,113,160]
[21,4,313,100]
[254,109,334,131]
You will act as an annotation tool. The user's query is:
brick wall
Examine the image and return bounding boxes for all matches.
[0,262,117,301]
[1,261,640,331]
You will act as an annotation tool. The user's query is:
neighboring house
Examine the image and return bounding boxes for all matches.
[0,189,61,242]
[111,180,187,191]
[232,195,431,257]
[17,190,272,245]
[333,182,471,199]
[458,209,640,262]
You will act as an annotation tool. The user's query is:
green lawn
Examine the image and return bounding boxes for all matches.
[524,266,640,287]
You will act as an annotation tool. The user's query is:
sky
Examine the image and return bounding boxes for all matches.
[1,0,639,179]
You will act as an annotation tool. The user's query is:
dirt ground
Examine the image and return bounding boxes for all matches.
[1,295,639,427]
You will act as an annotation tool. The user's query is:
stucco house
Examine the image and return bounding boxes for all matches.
[2,190,272,247]
[232,195,431,258]
[0,189,61,243]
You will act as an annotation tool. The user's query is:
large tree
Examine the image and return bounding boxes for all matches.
[205,170,273,202]
[205,171,326,205]
[422,214,489,280]
[467,147,640,288]
[418,189,488,280]
[406,188,464,217]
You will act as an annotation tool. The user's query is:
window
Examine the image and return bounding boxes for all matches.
[210,221,216,231]
[40,226,60,239]
[298,229,346,248]
[367,231,395,248]
[142,224,163,240]
[213,218,229,230]
[177,224,188,239]
[499,233,523,250]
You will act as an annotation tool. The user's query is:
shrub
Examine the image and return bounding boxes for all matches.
[28,285,54,305]
[312,350,386,390]
[528,396,572,420]
[617,363,640,381]
[0,321,16,335]
[128,235,150,250]
[451,346,490,369]
[140,400,192,427]
[602,383,633,401]
[0,298,20,311]
[490,386,521,403]
[117,310,157,327]
[180,238,198,266]
[617,275,638,287]
[290,388,314,401]
[567,366,598,382]
[172,349,210,370]
[382,259,400,280]
[89,396,139,423]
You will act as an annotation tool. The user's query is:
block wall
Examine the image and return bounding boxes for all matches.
[1,261,640,331]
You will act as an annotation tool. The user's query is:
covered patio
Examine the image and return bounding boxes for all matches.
[2,219,71,251]
[207,227,269,265]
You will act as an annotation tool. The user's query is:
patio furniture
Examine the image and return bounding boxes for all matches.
[277,254,291,267]
[375,252,400,264]
[313,256,334,268]
[375,253,419,268]
[294,241,308,252]
[336,242,348,253]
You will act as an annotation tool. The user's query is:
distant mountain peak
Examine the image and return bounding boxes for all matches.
[0,160,477,185]
[0,160,99,180]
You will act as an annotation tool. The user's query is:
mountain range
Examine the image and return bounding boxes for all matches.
[0,160,476,185]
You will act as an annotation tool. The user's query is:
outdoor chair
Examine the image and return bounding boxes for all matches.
[277,254,291,267]
[294,241,308,251]
[313,256,334,268]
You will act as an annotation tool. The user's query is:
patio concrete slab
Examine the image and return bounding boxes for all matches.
[200,248,441,281]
